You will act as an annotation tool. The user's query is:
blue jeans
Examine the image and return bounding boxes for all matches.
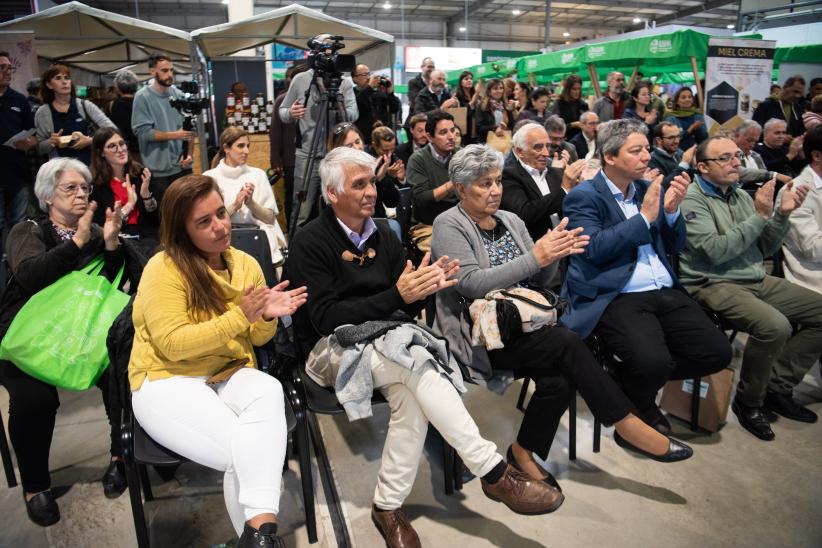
[0,185,29,231]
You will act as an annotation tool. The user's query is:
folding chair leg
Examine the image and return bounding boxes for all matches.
[516,378,531,412]
[453,452,463,491]
[294,410,317,543]
[443,439,455,496]
[138,464,154,501]
[568,393,577,461]
[125,459,151,548]
[690,377,701,432]
[593,419,601,453]
[0,411,17,488]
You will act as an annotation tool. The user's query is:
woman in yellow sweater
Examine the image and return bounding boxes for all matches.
[128,174,307,547]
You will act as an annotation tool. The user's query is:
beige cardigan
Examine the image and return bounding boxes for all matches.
[776,165,822,293]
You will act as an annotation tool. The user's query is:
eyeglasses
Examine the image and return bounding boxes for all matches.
[105,141,128,152]
[334,122,353,135]
[0,64,12,72]
[353,71,371,77]
[702,151,744,165]
[57,183,93,195]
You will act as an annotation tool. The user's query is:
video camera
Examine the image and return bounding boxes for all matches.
[169,80,210,130]
[306,35,355,91]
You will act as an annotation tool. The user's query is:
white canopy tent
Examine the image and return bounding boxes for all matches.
[0,1,193,83]
[191,3,394,60]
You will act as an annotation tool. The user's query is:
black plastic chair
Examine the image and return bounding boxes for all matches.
[232,226,279,286]
[121,348,308,548]
[0,407,17,488]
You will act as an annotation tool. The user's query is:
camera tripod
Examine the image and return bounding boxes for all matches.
[287,71,348,238]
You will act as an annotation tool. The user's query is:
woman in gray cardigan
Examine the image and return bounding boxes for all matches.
[431,145,693,491]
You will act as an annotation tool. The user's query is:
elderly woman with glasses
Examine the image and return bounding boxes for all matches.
[431,144,693,493]
[90,126,159,244]
[0,157,126,526]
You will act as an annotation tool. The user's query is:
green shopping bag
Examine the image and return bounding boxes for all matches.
[0,256,130,390]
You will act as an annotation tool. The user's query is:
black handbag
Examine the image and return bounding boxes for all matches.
[494,287,566,342]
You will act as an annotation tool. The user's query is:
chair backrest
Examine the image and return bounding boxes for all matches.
[232,227,277,287]
[395,187,414,244]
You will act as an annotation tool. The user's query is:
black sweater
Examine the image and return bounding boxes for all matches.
[285,208,425,350]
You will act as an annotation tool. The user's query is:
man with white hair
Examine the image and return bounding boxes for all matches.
[734,119,793,191]
[592,71,628,122]
[754,118,806,178]
[412,69,458,115]
[501,122,584,240]
[286,146,564,548]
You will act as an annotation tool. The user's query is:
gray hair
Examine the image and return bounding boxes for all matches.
[318,146,377,204]
[113,69,139,94]
[544,115,566,135]
[34,158,91,211]
[607,71,623,83]
[448,144,504,189]
[763,117,787,134]
[734,119,762,137]
[597,118,648,161]
[512,122,544,151]
[580,111,599,124]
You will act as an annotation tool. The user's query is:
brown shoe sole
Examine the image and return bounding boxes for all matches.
[483,490,565,515]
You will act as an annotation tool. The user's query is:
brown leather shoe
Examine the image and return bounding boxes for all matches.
[481,463,564,515]
[371,505,422,548]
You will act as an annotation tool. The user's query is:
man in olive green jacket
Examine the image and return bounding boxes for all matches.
[679,136,822,442]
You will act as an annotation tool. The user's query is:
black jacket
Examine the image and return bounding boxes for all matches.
[474,105,514,144]
[569,132,591,160]
[752,97,806,137]
[354,86,401,145]
[284,208,425,350]
[754,143,806,177]
[91,176,160,241]
[413,87,452,115]
[499,158,566,241]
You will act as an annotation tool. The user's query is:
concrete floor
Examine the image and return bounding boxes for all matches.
[1,337,821,548]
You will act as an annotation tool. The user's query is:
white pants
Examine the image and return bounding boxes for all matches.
[132,368,288,535]
[308,337,502,510]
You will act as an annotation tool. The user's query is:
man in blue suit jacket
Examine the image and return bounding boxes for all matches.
[561,119,732,433]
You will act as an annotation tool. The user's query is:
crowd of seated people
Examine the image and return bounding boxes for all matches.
[3,46,822,548]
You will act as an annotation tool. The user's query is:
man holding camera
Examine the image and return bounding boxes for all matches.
[131,53,193,204]
[279,36,359,227]
[352,64,401,147]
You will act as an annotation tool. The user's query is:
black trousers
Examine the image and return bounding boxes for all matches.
[596,288,733,412]
[488,325,634,460]
[0,361,121,493]
[150,168,192,206]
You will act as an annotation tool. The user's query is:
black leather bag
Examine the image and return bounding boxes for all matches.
[494,287,566,342]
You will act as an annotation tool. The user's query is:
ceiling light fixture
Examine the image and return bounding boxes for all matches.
[726,23,735,29]
[512,9,521,16]
[383,2,391,9]
[632,16,642,23]
[562,31,570,37]
[459,26,467,32]
[221,0,229,4]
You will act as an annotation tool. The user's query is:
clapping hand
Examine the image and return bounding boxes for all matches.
[663,171,691,214]
[778,180,809,216]
[640,173,664,224]
[263,280,308,319]
[121,175,138,217]
[754,179,775,219]
[531,217,588,267]
[396,252,459,304]
[103,200,123,250]
[139,168,152,199]
[643,167,661,182]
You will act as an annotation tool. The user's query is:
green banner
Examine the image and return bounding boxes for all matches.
[482,49,535,63]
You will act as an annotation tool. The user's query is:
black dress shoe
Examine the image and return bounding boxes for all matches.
[732,398,775,441]
[506,445,562,492]
[25,491,60,527]
[102,459,127,499]
[236,522,285,548]
[613,432,693,462]
[764,391,818,423]
[638,406,672,435]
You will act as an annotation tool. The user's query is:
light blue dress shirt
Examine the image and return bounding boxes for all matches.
[337,216,377,251]
[602,173,680,293]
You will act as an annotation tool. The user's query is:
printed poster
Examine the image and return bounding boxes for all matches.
[704,38,776,135]
[0,31,39,95]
